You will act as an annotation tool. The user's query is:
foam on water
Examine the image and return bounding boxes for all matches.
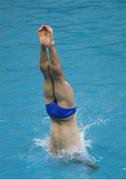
[33,117,107,165]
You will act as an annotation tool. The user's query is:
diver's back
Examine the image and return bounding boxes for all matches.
[49,116,81,152]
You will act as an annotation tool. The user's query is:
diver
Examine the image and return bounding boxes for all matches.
[38,25,97,168]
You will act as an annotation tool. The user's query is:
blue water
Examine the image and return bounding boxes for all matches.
[0,0,126,178]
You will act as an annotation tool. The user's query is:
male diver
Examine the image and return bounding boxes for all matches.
[38,25,97,168]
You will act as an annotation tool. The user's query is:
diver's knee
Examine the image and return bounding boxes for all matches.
[50,64,64,80]
[40,62,49,72]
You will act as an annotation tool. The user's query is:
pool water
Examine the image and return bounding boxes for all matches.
[0,0,126,178]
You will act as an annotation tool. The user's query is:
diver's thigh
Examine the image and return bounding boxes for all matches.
[44,79,55,103]
[54,79,75,107]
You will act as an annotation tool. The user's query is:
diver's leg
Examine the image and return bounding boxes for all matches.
[40,46,55,104]
[49,44,75,108]
[38,25,75,107]
[38,25,55,103]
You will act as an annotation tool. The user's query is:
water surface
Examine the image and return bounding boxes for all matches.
[0,0,126,178]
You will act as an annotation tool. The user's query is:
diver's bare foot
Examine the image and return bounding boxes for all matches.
[38,25,55,47]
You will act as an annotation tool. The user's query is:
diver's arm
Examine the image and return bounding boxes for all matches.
[76,159,98,169]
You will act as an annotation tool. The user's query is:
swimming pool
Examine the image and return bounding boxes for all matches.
[0,0,126,178]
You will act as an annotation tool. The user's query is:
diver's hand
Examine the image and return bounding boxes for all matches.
[87,162,99,169]
[76,158,98,169]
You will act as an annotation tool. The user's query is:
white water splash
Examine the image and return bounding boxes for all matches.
[33,118,108,164]
[83,118,109,133]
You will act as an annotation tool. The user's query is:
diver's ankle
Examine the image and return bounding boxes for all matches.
[48,40,55,48]
[41,44,47,50]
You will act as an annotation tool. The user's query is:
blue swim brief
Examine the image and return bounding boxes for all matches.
[46,101,76,120]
